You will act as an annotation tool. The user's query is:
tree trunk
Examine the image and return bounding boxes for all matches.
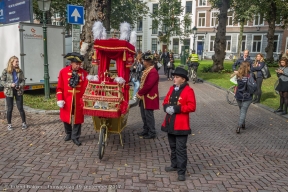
[212,0,230,72]
[103,0,111,32]
[80,0,106,74]
[237,20,244,58]
[265,1,277,63]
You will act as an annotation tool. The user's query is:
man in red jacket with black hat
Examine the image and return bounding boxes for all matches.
[136,52,159,139]
[56,52,88,146]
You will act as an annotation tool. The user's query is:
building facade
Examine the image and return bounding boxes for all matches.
[137,0,288,60]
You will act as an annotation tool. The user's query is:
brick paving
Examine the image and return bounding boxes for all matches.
[0,72,288,192]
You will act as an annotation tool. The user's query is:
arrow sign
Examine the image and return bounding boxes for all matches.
[71,8,81,22]
[67,4,84,25]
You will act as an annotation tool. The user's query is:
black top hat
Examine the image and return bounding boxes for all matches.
[172,67,189,81]
[141,52,154,61]
[64,52,84,62]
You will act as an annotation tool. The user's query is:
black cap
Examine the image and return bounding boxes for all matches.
[64,52,84,62]
[172,67,189,81]
[141,52,154,61]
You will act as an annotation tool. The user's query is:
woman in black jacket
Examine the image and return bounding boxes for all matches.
[235,61,255,134]
[251,53,265,103]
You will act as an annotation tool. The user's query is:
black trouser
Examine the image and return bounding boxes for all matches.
[168,134,188,175]
[254,77,263,102]
[6,89,26,124]
[163,62,168,74]
[64,122,82,140]
[139,100,156,136]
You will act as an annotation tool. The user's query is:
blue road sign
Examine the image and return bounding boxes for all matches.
[0,0,31,24]
[67,4,84,25]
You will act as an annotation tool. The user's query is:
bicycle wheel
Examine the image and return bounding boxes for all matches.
[191,69,197,84]
[226,85,238,106]
[98,126,107,159]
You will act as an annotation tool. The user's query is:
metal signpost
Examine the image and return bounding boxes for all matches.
[67,5,84,52]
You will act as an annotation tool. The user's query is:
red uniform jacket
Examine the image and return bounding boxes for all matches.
[136,66,159,110]
[56,66,88,124]
[161,83,196,135]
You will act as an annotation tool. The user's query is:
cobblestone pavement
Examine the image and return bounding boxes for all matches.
[0,72,288,192]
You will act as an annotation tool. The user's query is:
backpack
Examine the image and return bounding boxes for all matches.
[246,73,257,94]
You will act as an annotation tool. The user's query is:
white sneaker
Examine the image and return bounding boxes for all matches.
[22,122,27,129]
[7,124,12,131]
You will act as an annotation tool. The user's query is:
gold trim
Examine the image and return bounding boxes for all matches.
[94,45,135,54]
[56,92,62,94]
[68,73,72,75]
[147,93,157,100]
[66,56,82,62]
[68,90,80,93]
[139,66,154,89]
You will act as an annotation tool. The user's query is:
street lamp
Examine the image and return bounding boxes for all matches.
[38,0,51,99]
[202,32,207,60]
[192,26,197,51]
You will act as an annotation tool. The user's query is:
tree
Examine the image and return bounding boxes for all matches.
[103,0,149,31]
[231,0,256,57]
[253,0,288,63]
[150,0,192,47]
[80,0,106,74]
[210,0,231,72]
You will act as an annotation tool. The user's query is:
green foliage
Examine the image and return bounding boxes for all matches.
[23,89,58,110]
[150,0,192,44]
[201,65,213,73]
[264,59,279,67]
[110,0,149,29]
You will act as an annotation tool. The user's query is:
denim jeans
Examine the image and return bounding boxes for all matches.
[131,78,140,98]
[236,100,252,127]
[6,89,26,124]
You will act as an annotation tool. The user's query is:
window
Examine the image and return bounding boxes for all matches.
[55,13,60,18]
[185,1,192,14]
[137,18,143,32]
[226,12,233,26]
[254,14,264,26]
[273,35,279,52]
[198,12,206,27]
[211,11,219,27]
[241,35,246,51]
[137,36,142,51]
[198,0,207,6]
[226,36,231,52]
[162,24,168,33]
[198,36,204,41]
[252,35,262,52]
[173,39,179,54]
[151,38,158,52]
[152,20,158,34]
[174,18,180,35]
[184,39,190,46]
[152,4,158,14]
[209,35,215,51]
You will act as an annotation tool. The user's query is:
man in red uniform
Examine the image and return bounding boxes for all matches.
[56,52,88,146]
[136,52,159,139]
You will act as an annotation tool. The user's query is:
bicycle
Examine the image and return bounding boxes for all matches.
[188,63,199,84]
[226,85,238,106]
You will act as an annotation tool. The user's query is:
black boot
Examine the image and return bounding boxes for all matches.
[274,107,283,113]
[242,123,245,130]
[236,127,241,134]
[280,105,287,115]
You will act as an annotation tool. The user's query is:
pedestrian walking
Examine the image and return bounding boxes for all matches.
[136,52,159,139]
[251,53,265,103]
[274,57,288,115]
[167,53,175,80]
[161,67,196,181]
[130,53,143,100]
[235,61,256,133]
[0,56,27,130]
[161,49,170,75]
[56,52,88,146]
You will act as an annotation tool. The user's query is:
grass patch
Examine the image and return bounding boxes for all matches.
[23,89,58,110]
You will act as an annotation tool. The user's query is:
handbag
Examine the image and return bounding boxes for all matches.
[229,76,237,85]
[157,62,162,68]
[261,64,271,79]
